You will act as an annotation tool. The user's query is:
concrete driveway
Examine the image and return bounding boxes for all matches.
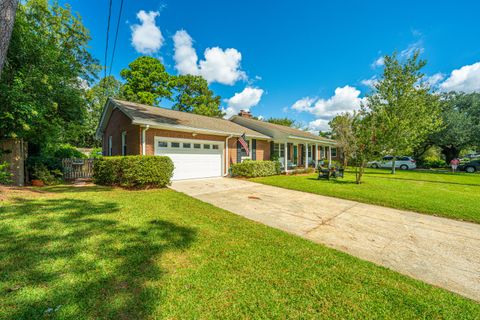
[171,177,480,302]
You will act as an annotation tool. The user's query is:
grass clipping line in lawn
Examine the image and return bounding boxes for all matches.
[0,185,479,319]
[252,168,480,224]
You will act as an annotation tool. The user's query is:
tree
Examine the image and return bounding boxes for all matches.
[367,51,442,173]
[120,56,172,106]
[0,0,97,152]
[171,74,223,117]
[329,113,355,167]
[425,92,480,162]
[0,0,18,76]
[266,117,297,127]
[66,76,122,147]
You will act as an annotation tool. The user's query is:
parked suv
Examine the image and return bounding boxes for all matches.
[458,160,480,173]
[368,156,417,170]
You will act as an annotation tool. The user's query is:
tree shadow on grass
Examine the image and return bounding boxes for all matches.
[305,177,358,185]
[0,196,196,319]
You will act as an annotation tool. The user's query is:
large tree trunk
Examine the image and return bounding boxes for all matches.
[0,0,18,77]
[391,158,396,174]
[441,146,460,164]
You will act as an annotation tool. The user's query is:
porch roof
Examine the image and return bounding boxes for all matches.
[230,116,337,145]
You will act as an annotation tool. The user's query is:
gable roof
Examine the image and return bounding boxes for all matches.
[230,115,336,144]
[96,99,270,139]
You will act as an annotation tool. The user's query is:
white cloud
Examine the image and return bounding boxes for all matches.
[440,62,480,93]
[172,30,246,85]
[371,56,384,68]
[223,87,264,118]
[308,119,330,132]
[291,86,365,133]
[425,73,445,87]
[400,40,424,58]
[360,77,378,88]
[173,30,199,75]
[131,10,163,54]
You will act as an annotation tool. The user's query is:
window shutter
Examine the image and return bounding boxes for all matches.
[270,141,274,158]
[287,143,291,160]
[237,140,242,163]
[252,139,256,160]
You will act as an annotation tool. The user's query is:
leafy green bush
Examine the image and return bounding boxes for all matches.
[54,144,86,159]
[231,160,280,178]
[89,147,103,159]
[0,161,12,185]
[422,156,447,168]
[93,156,174,188]
[31,163,62,185]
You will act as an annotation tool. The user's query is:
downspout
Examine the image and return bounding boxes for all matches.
[141,125,150,155]
[224,134,234,176]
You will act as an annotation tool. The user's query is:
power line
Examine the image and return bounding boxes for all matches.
[104,0,113,80]
[108,0,125,77]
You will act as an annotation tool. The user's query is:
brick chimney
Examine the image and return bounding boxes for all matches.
[238,110,252,118]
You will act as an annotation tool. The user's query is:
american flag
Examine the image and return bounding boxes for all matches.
[238,133,249,155]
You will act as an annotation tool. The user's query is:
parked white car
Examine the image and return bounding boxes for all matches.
[368,156,417,170]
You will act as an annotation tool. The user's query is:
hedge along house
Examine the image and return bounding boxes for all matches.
[230,111,338,172]
[96,99,272,180]
[96,99,339,180]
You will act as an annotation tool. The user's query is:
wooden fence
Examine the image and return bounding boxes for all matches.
[62,158,95,180]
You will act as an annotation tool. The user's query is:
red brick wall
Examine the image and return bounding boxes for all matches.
[102,109,141,156]
[255,139,270,161]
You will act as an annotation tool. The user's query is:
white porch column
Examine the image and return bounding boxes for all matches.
[305,143,308,168]
[328,146,332,167]
[284,142,288,173]
[315,144,318,168]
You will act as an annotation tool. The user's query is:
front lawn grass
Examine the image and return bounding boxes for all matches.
[252,169,480,224]
[0,185,479,319]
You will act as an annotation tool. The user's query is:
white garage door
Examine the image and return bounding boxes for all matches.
[154,137,223,180]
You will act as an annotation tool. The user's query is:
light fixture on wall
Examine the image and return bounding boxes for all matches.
[192,132,197,136]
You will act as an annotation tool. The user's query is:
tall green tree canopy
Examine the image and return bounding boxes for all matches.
[266,117,297,127]
[0,0,97,151]
[120,56,224,117]
[67,76,122,147]
[120,56,173,106]
[424,92,480,162]
[366,51,442,173]
[171,74,223,117]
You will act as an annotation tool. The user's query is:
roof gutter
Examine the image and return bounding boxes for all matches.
[131,121,269,140]
[287,135,337,145]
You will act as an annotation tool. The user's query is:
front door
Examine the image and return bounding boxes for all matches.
[293,145,298,165]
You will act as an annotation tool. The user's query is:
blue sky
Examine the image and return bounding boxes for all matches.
[64,0,480,131]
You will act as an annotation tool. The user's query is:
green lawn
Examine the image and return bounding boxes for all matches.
[0,186,479,319]
[252,169,480,224]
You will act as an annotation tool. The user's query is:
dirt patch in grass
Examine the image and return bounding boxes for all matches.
[0,186,52,202]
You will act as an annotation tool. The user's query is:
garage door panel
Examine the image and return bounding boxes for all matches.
[154,137,223,180]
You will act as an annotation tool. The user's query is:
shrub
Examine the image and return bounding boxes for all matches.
[54,144,86,159]
[31,163,62,185]
[422,156,447,169]
[0,161,12,185]
[93,156,174,188]
[89,147,103,159]
[231,160,280,178]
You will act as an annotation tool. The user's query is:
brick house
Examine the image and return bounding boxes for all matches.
[96,99,338,180]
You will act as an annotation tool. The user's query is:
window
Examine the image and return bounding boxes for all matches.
[193,143,201,149]
[183,143,191,148]
[308,146,312,158]
[212,144,219,150]
[171,142,180,148]
[158,141,168,148]
[203,144,211,149]
[108,136,112,156]
[331,148,337,157]
[320,147,325,158]
[274,143,285,157]
[121,131,127,156]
